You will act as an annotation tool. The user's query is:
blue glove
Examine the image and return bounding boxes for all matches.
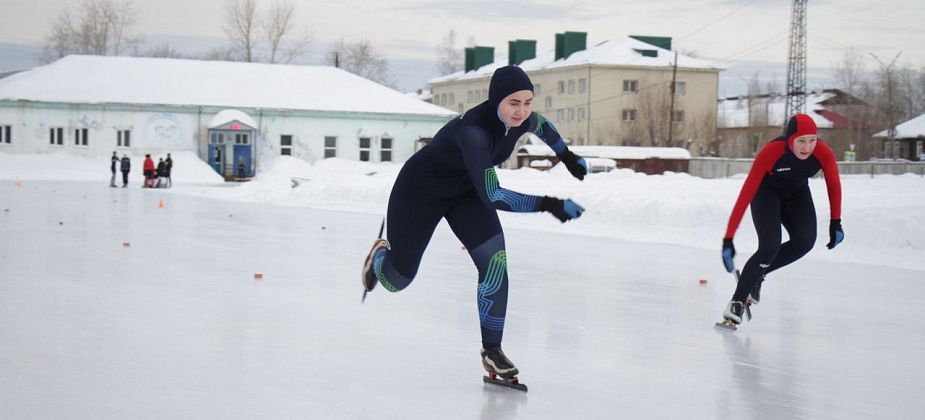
[722,238,736,272]
[826,219,844,249]
[540,196,585,223]
[560,151,588,180]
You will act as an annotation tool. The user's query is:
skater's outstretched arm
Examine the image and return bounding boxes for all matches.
[456,125,585,222]
[457,125,542,213]
[531,113,587,180]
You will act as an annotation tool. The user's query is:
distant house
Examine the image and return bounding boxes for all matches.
[873,113,925,161]
[717,89,872,160]
[515,134,691,175]
[0,55,455,179]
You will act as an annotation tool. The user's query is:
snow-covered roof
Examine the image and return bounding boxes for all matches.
[873,113,925,138]
[429,37,720,85]
[405,89,432,101]
[208,109,258,129]
[0,55,456,118]
[519,134,691,159]
[717,91,836,129]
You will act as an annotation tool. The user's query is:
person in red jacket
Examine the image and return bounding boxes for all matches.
[143,154,156,188]
[719,114,845,327]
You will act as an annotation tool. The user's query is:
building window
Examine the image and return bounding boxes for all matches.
[673,81,686,96]
[117,129,131,147]
[622,109,637,122]
[440,94,446,105]
[458,103,464,113]
[534,84,542,95]
[673,110,685,123]
[449,93,455,104]
[74,128,88,146]
[50,127,64,145]
[280,134,292,156]
[557,109,565,121]
[0,125,10,144]
[234,133,249,144]
[578,107,586,121]
[578,78,587,93]
[482,89,487,100]
[558,80,565,94]
[568,108,575,121]
[545,96,552,110]
[623,80,638,93]
[468,91,473,103]
[359,137,371,161]
[474,90,481,102]
[568,80,575,94]
[324,136,337,158]
[380,137,392,162]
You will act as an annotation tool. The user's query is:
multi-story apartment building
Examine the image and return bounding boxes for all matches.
[429,32,722,156]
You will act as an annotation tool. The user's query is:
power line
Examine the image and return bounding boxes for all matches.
[677,0,761,42]
[708,31,789,68]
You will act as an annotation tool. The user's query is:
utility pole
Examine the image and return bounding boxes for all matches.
[784,0,808,120]
[667,51,678,147]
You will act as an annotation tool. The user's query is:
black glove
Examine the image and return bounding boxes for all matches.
[722,238,736,272]
[559,151,588,181]
[826,219,844,249]
[539,196,585,223]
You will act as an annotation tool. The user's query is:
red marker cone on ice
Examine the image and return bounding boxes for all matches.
[158,199,164,208]
[254,273,263,280]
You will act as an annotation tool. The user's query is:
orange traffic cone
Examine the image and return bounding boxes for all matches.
[158,199,164,208]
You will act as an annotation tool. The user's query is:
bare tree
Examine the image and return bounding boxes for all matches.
[263,0,310,64]
[222,0,259,62]
[326,38,396,88]
[635,83,671,146]
[435,29,462,75]
[200,46,237,62]
[41,0,140,62]
[141,43,184,59]
[833,47,866,98]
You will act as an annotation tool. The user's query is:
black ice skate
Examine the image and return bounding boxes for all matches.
[715,300,752,331]
[481,347,527,392]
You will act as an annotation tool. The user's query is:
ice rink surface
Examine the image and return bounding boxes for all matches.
[1,181,923,419]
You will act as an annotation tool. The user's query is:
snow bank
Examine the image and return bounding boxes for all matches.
[2,152,923,271]
[0,151,224,185]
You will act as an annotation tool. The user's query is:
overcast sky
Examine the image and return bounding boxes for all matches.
[1,0,923,94]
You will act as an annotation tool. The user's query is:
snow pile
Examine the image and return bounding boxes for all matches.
[0,150,224,184]
[2,152,922,271]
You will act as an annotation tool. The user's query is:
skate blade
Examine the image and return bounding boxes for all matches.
[483,375,528,392]
[714,320,738,331]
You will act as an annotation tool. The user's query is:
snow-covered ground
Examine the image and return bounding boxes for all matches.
[1,153,923,419]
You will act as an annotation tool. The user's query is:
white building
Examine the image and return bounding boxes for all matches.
[0,55,455,179]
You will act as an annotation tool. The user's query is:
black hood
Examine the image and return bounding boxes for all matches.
[488,66,534,108]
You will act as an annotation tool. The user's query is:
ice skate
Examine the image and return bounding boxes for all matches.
[361,238,389,293]
[715,300,751,331]
[481,347,527,391]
